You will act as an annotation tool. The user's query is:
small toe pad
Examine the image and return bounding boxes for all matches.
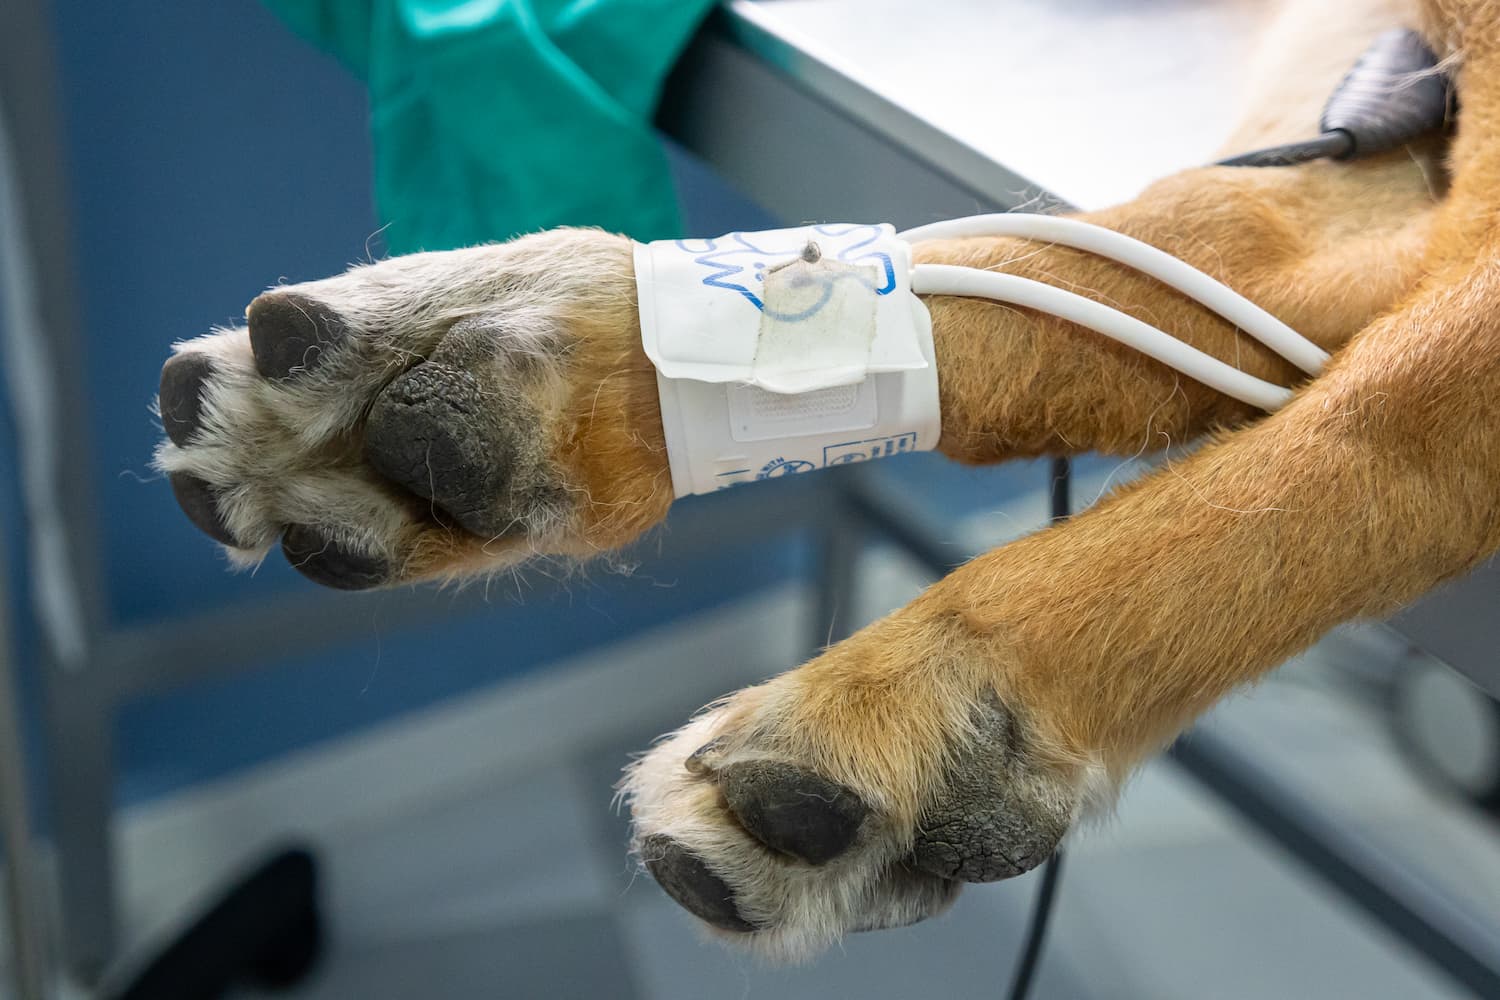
[159,353,215,446]
[247,293,348,381]
[720,760,869,866]
[641,835,756,932]
[280,525,389,590]
[170,473,238,546]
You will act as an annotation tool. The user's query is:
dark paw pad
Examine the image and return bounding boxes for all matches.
[247,293,349,381]
[720,760,869,866]
[364,362,517,537]
[910,700,1069,882]
[280,525,389,590]
[159,352,215,446]
[641,835,756,932]
[171,473,238,546]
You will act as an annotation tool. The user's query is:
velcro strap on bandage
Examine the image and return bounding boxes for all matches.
[635,224,941,497]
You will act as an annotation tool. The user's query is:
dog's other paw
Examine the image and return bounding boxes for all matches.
[622,615,1099,959]
[154,229,673,588]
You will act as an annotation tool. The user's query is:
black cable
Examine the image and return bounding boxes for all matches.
[1218,29,1449,169]
[1048,456,1072,523]
[1006,850,1067,1000]
[998,456,1073,1000]
[1217,131,1353,167]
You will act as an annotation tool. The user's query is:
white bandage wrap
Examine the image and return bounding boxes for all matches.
[635,224,941,497]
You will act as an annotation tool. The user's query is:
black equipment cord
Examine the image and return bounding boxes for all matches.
[1001,457,1072,1000]
[1218,29,1449,168]
[1005,849,1067,1000]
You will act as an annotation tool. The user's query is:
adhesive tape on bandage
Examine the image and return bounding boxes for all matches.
[635,224,941,497]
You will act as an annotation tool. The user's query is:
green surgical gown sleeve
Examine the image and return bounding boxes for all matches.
[263,0,719,253]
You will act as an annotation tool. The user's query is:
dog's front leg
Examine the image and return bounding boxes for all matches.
[625,250,1500,954]
[156,148,1434,586]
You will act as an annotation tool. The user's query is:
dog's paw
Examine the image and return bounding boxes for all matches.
[154,229,673,588]
[622,617,1096,959]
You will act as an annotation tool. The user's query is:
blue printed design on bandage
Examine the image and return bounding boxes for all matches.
[673,225,897,320]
